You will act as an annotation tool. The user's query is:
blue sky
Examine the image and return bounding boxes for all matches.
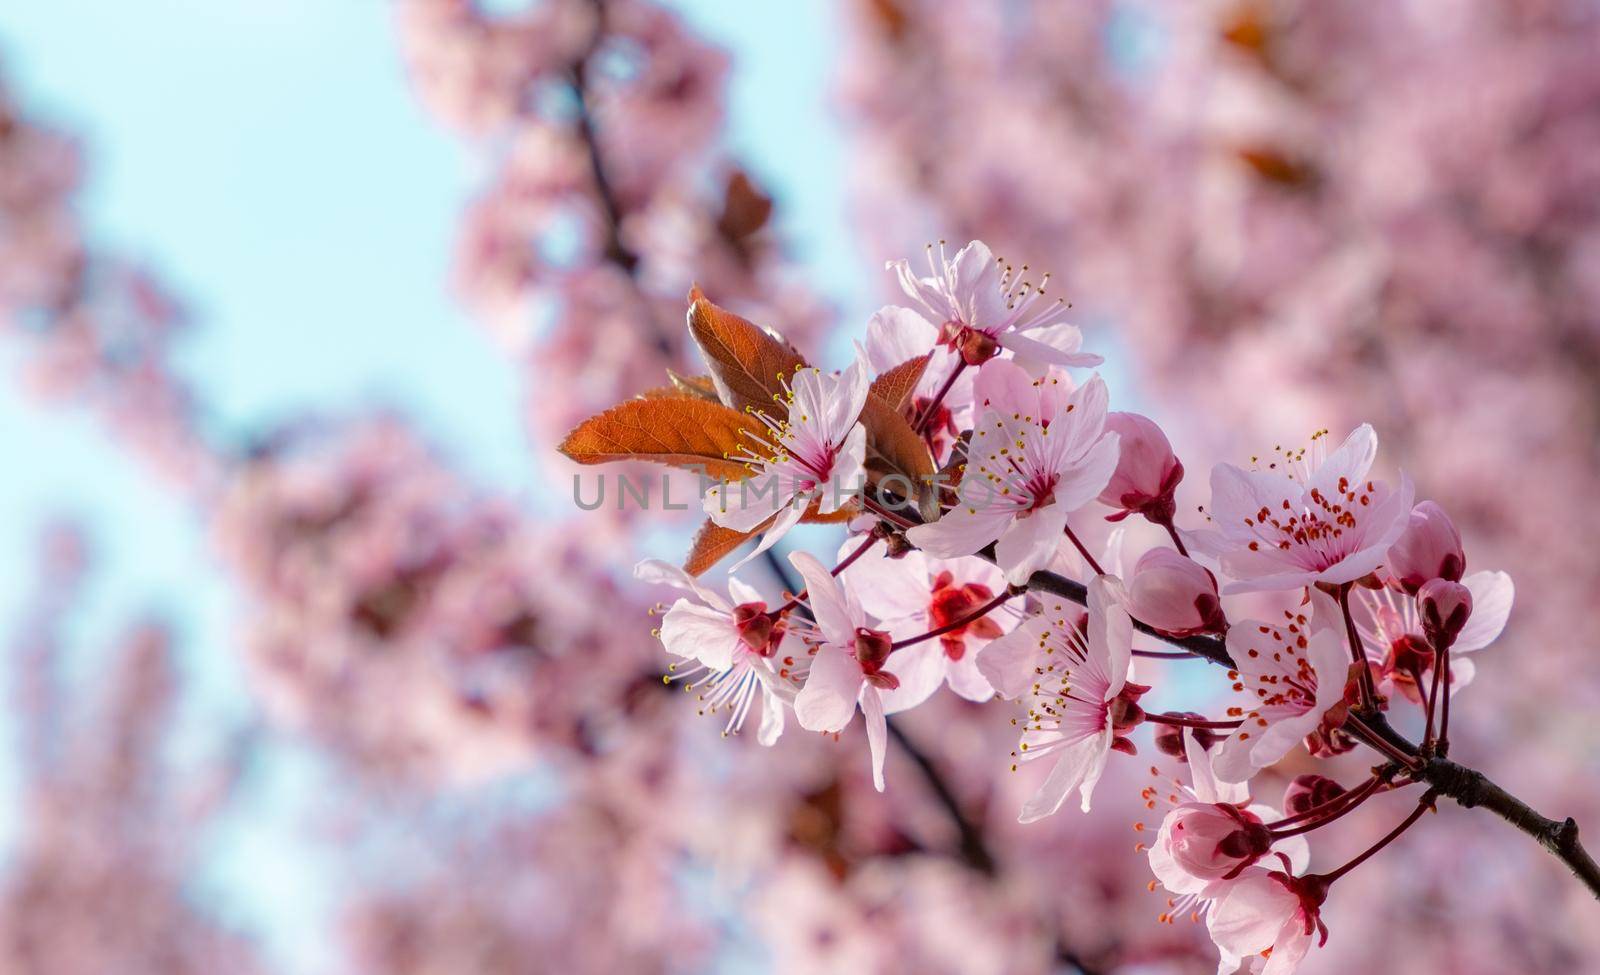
[0,1,859,970]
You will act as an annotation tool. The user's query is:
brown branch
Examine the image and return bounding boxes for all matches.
[1420,756,1600,899]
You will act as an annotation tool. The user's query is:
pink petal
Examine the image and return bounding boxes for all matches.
[1207,870,1296,955]
[879,641,946,714]
[658,599,739,671]
[1018,730,1110,821]
[1455,570,1513,652]
[788,550,858,646]
[861,685,888,792]
[994,502,1070,584]
[793,647,862,734]
[906,505,1012,560]
[976,615,1054,700]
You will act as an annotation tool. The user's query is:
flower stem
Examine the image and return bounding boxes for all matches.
[1337,583,1381,713]
[1267,773,1387,830]
[1268,775,1388,838]
[1159,519,1189,558]
[890,589,1017,651]
[1143,712,1242,730]
[1439,650,1452,756]
[770,531,881,616]
[863,496,917,529]
[1421,654,1443,750]
[913,360,967,435]
[1346,713,1424,771]
[1062,522,1105,576]
[1317,791,1438,885]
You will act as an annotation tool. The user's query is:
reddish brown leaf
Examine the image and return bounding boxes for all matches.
[684,519,761,576]
[802,501,859,525]
[558,398,756,482]
[859,392,936,521]
[869,354,931,414]
[686,293,807,417]
[637,371,720,402]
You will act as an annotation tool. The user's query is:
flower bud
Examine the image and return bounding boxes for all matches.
[1153,713,1223,760]
[1098,412,1183,523]
[1387,501,1465,594]
[1161,802,1272,883]
[1419,578,1472,648]
[1128,548,1226,637]
[1283,774,1345,817]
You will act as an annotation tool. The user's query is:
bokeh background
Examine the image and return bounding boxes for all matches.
[0,1,1596,972]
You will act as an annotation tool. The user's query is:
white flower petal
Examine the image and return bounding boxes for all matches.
[793,647,861,733]
[1455,570,1514,652]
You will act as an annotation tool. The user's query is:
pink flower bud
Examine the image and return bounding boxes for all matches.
[1419,578,1473,648]
[1128,548,1226,637]
[1387,501,1465,593]
[1098,412,1183,523]
[1283,774,1345,817]
[1153,713,1223,760]
[1159,802,1272,883]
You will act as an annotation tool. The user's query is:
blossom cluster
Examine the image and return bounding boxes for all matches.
[583,240,1518,974]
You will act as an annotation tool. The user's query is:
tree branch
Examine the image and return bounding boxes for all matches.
[1420,756,1600,899]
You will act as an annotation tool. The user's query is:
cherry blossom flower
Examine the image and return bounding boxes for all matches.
[1352,570,1514,704]
[886,239,1104,367]
[1207,867,1330,975]
[1211,602,1350,784]
[635,559,804,744]
[906,359,1120,584]
[788,551,897,791]
[1387,500,1466,593]
[836,539,1021,708]
[1189,426,1414,595]
[978,576,1134,820]
[705,355,870,568]
[1127,547,1226,638]
[1149,733,1310,895]
[1143,731,1310,953]
[1099,411,1183,524]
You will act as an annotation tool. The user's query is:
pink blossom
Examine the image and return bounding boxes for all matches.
[1207,868,1330,975]
[836,539,1021,708]
[1147,732,1309,910]
[978,576,1133,819]
[1211,600,1350,784]
[886,239,1103,367]
[788,551,895,791]
[1098,411,1183,523]
[1127,547,1226,637]
[705,356,870,567]
[1189,425,1414,594]
[1419,578,1474,649]
[1352,571,1513,703]
[1388,500,1466,593]
[906,359,1120,584]
[635,559,804,745]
